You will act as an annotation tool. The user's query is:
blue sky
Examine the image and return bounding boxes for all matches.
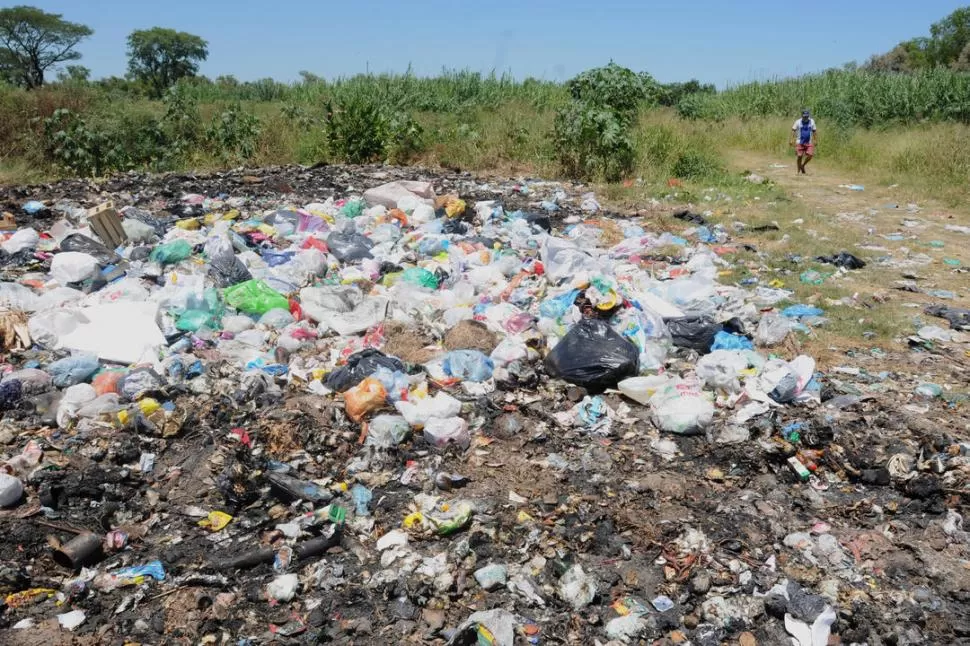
[27,0,970,86]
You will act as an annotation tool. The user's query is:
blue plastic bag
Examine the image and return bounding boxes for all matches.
[443,350,494,382]
[710,331,754,351]
[539,290,580,319]
[782,305,824,319]
[46,354,99,388]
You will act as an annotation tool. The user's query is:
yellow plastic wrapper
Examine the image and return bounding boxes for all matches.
[445,198,466,218]
[175,218,200,230]
[138,398,160,415]
[198,510,233,532]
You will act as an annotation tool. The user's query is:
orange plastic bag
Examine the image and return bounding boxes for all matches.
[93,370,127,396]
[344,377,387,422]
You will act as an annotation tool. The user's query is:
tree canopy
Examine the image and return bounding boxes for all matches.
[127,27,208,98]
[0,6,92,88]
[868,6,970,71]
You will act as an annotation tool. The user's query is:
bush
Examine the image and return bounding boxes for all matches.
[40,109,126,176]
[324,95,425,164]
[205,104,261,164]
[671,150,722,179]
[566,63,656,119]
[554,102,635,181]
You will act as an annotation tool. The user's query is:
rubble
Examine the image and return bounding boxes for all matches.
[0,163,966,644]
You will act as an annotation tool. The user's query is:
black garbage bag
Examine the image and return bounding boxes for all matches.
[324,349,406,392]
[667,316,746,354]
[209,255,252,288]
[441,218,469,235]
[327,232,374,262]
[544,318,638,391]
[524,213,552,233]
[673,209,707,225]
[815,252,866,270]
[60,233,121,266]
[925,304,970,330]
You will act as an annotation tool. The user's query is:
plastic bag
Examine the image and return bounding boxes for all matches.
[443,350,494,382]
[544,319,639,391]
[149,240,193,265]
[224,280,289,315]
[395,392,462,428]
[122,219,156,243]
[259,308,295,329]
[401,267,439,290]
[667,317,723,354]
[344,377,387,422]
[756,313,793,347]
[55,382,96,428]
[650,380,714,434]
[324,350,406,392]
[424,416,470,449]
[815,252,865,269]
[709,331,754,351]
[2,228,39,254]
[362,180,435,209]
[93,370,127,396]
[758,356,816,403]
[371,366,409,401]
[2,368,52,395]
[50,252,99,285]
[120,368,165,401]
[696,350,753,393]
[60,234,120,265]
[617,375,671,405]
[365,415,410,448]
[46,354,99,388]
[209,254,251,288]
[326,231,373,262]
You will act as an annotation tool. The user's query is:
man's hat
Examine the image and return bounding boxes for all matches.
[802,110,811,117]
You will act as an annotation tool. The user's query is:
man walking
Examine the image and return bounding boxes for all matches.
[789,110,818,174]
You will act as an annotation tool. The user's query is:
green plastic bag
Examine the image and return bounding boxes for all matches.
[224,279,289,315]
[176,288,223,332]
[340,199,365,218]
[150,240,193,264]
[401,267,439,290]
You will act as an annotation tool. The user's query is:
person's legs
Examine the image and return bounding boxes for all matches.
[796,155,804,173]
[802,154,813,173]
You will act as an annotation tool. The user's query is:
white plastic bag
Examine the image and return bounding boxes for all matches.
[756,312,793,347]
[395,392,462,428]
[1,228,39,254]
[650,379,714,434]
[362,181,435,209]
[50,252,99,284]
[695,350,751,393]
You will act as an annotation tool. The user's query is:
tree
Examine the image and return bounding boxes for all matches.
[929,7,970,66]
[866,38,932,72]
[0,6,92,88]
[127,27,208,98]
[56,64,89,83]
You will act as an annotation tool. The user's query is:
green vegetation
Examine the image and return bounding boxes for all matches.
[867,7,970,71]
[126,28,209,98]
[680,68,970,126]
[0,3,967,212]
[0,6,92,88]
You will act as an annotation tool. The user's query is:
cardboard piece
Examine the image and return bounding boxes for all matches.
[87,202,127,249]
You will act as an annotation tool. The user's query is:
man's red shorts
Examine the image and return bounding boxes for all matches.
[796,143,815,156]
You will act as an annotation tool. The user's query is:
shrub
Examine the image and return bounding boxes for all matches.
[40,108,126,176]
[324,95,385,164]
[205,104,261,164]
[566,62,656,120]
[554,102,635,181]
[671,150,722,179]
[383,109,424,164]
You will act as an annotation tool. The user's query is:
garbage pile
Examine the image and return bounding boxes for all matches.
[0,165,966,644]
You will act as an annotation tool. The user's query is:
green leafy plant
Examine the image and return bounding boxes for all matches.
[553,102,635,181]
[671,149,722,179]
[323,95,385,163]
[40,108,125,176]
[566,62,657,120]
[205,104,261,164]
[383,109,424,164]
